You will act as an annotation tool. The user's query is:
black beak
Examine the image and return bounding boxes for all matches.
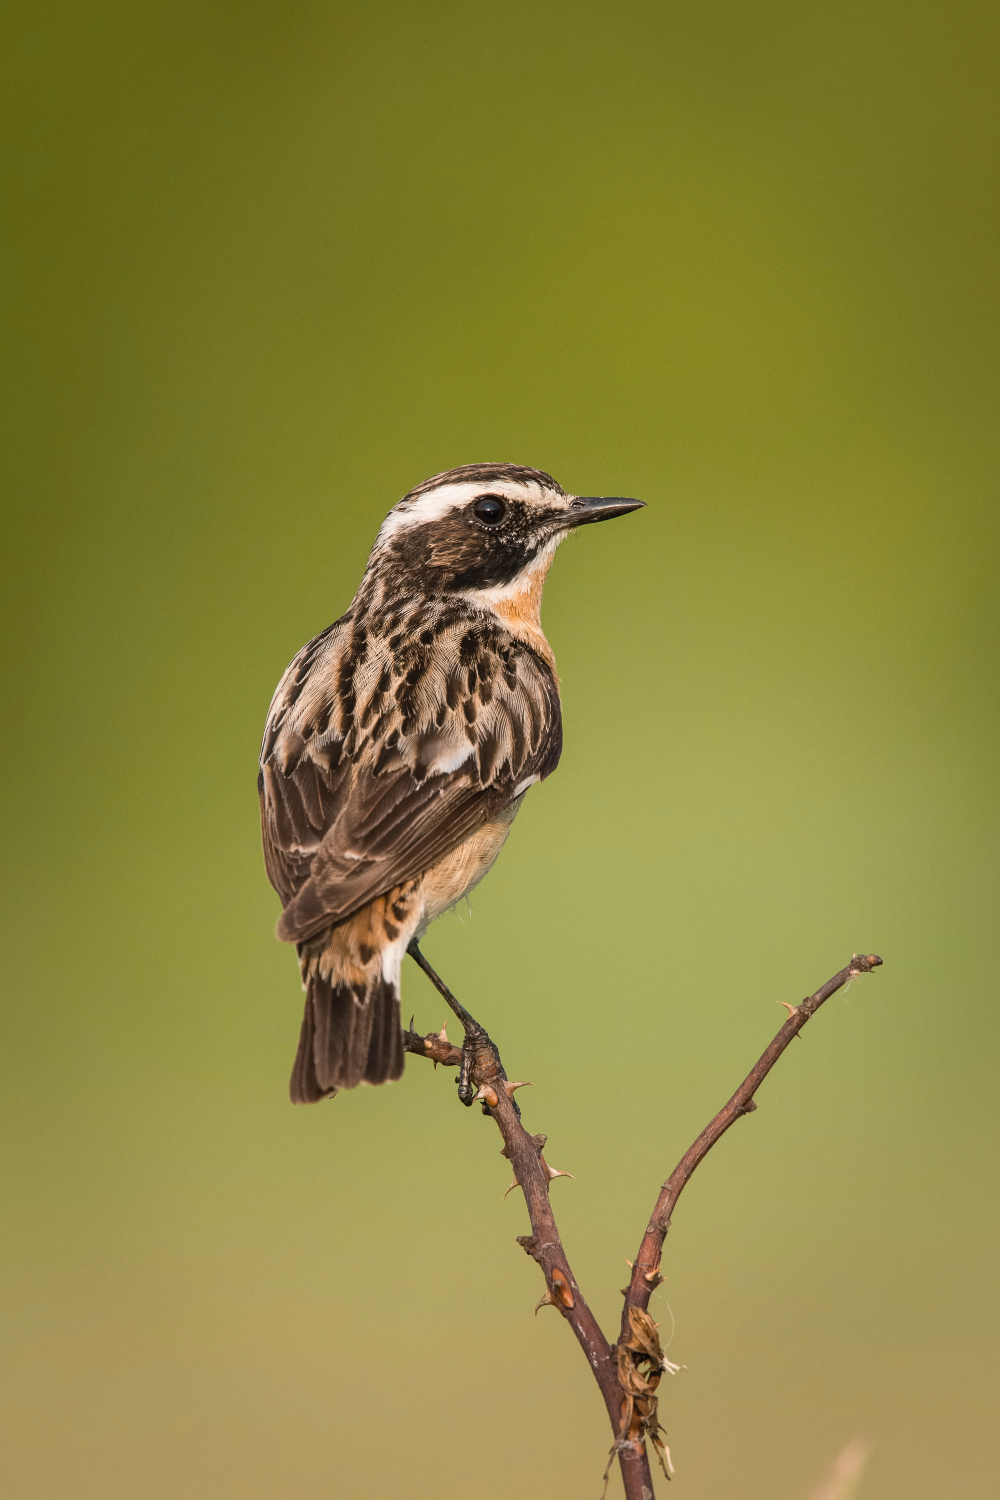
[561,495,646,529]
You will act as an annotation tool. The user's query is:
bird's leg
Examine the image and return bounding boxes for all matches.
[406,941,519,1114]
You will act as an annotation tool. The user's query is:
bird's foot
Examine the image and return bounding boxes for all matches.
[406,940,520,1117]
[457,1020,520,1116]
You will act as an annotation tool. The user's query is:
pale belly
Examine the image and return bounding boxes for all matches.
[417,795,525,934]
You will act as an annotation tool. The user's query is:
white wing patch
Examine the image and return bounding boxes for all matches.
[424,740,476,777]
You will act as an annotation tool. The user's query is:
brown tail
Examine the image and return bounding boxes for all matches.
[290,970,405,1103]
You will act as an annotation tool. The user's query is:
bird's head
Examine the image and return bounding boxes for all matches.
[367,463,644,604]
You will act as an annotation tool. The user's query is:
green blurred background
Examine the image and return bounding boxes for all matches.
[2,1,998,1496]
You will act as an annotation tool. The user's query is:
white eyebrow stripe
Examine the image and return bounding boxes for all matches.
[377,480,550,541]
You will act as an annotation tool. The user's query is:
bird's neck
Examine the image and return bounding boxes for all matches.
[355,543,561,678]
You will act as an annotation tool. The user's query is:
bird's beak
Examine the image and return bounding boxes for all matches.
[560,495,646,529]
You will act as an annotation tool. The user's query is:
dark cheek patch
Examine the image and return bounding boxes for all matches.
[385,504,542,592]
[448,545,538,590]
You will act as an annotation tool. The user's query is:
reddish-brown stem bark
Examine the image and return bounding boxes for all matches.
[405,951,883,1499]
[404,1018,655,1497]
[620,953,882,1332]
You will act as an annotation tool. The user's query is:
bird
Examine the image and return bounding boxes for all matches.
[258,463,644,1103]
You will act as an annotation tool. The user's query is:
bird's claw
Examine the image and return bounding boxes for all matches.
[456,1027,521,1117]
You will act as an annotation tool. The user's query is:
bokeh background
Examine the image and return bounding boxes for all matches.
[3,2,998,1496]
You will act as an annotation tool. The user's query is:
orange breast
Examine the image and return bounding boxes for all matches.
[489,564,558,677]
[421,803,523,923]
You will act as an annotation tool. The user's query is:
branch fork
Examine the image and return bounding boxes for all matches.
[406,951,883,1499]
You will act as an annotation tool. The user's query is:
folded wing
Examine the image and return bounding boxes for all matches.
[259,610,562,943]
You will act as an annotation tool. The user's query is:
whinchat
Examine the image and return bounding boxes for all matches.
[259,464,643,1102]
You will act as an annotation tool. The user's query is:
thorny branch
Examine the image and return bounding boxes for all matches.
[404,952,883,1500]
[619,953,883,1334]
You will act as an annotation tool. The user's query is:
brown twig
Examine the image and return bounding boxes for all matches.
[405,977,656,1497]
[467,1031,659,1499]
[403,1018,463,1068]
[406,951,882,1499]
[620,954,883,1333]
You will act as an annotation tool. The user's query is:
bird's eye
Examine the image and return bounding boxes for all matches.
[472,494,507,525]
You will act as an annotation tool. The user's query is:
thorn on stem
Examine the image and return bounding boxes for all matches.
[778,1001,799,1017]
[541,1156,574,1182]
